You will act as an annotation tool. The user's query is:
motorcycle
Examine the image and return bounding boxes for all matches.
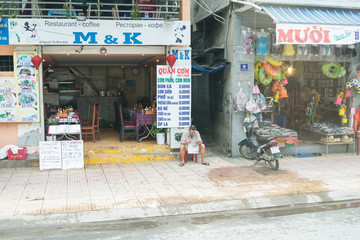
[238,115,281,170]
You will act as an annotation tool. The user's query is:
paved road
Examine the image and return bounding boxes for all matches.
[1,202,360,240]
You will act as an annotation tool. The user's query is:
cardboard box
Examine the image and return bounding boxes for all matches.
[7,147,27,160]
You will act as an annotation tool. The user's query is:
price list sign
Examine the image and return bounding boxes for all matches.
[156,66,191,128]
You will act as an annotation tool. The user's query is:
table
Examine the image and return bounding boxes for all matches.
[48,124,82,141]
[50,111,80,124]
[130,113,156,141]
[300,127,355,155]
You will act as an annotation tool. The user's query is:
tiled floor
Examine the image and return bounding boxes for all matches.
[0,152,360,216]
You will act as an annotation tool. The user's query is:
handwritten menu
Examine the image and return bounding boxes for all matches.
[62,141,84,169]
[156,66,191,128]
[39,140,84,170]
[0,52,39,122]
[39,141,62,170]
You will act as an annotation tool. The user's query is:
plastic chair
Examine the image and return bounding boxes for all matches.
[184,152,197,163]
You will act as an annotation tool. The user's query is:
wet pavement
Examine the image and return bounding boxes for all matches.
[0,148,359,225]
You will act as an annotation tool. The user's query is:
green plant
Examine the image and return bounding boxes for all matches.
[0,2,18,18]
[151,121,168,136]
[130,3,142,20]
[63,4,71,19]
[45,118,59,132]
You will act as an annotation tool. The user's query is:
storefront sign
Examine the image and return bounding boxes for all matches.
[1,19,190,46]
[276,23,360,45]
[0,19,9,45]
[157,66,191,128]
[170,47,191,67]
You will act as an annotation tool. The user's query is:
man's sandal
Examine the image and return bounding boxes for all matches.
[179,163,185,167]
[202,162,210,166]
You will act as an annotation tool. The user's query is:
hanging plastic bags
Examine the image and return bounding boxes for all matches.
[246,98,261,114]
[233,89,247,112]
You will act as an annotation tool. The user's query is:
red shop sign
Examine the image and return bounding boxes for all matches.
[136,0,155,11]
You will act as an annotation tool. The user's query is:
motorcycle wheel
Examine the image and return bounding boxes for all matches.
[239,144,257,160]
[265,149,279,170]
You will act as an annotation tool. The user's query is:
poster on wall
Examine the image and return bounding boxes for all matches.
[156,66,191,128]
[4,51,41,123]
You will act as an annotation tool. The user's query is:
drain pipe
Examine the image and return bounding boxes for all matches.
[230,0,263,11]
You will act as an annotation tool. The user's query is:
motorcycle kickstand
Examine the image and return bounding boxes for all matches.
[254,159,261,165]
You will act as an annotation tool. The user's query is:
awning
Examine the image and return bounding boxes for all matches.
[262,6,360,45]
[192,60,231,74]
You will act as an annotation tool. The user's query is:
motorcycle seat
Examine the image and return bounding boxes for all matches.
[257,136,275,145]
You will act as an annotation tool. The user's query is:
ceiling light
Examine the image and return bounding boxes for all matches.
[142,54,144,56]
[42,59,45,62]
[100,47,107,54]
[66,54,69,56]
[156,59,159,62]
[145,65,147,67]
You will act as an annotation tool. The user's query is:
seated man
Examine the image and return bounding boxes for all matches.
[179,125,209,167]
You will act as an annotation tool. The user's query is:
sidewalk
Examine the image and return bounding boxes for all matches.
[0,145,360,225]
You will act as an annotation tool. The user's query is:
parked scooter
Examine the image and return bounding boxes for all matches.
[238,114,281,170]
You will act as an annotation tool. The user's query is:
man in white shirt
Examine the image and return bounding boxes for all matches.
[179,125,209,167]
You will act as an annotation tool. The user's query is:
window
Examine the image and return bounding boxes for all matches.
[0,56,14,71]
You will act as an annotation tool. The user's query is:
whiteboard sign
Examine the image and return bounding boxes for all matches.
[62,140,84,169]
[39,141,62,170]
[48,124,81,134]
[156,66,191,128]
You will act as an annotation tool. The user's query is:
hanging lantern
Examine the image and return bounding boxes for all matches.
[31,55,42,69]
[166,54,176,68]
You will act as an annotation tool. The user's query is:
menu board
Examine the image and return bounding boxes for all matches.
[156,66,191,128]
[62,140,84,169]
[0,51,40,122]
[39,140,84,170]
[39,141,62,170]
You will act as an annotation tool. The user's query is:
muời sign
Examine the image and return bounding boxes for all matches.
[276,23,360,45]
[157,66,191,128]
[1,19,190,46]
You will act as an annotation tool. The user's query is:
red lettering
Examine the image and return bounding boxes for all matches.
[277,29,293,43]
[294,28,309,43]
[323,30,330,43]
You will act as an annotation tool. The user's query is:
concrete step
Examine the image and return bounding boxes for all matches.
[84,152,181,164]
[84,144,170,155]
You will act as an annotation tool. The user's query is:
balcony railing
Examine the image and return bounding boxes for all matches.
[0,0,181,20]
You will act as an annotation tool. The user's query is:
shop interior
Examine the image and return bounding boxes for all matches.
[245,33,360,155]
[42,46,166,145]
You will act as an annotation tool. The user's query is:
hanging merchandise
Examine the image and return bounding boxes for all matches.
[252,84,260,94]
[346,45,357,59]
[283,44,295,56]
[342,115,348,124]
[266,57,283,67]
[321,62,346,79]
[242,28,255,54]
[263,62,280,77]
[254,61,262,81]
[270,31,283,56]
[339,104,346,116]
[256,29,269,56]
[334,45,343,58]
[246,98,261,114]
[271,80,279,92]
[256,93,267,111]
[279,85,288,98]
[346,89,351,98]
[233,89,247,112]
[334,92,344,106]
[258,66,273,85]
[310,45,321,56]
[321,45,331,56]
[297,45,308,56]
